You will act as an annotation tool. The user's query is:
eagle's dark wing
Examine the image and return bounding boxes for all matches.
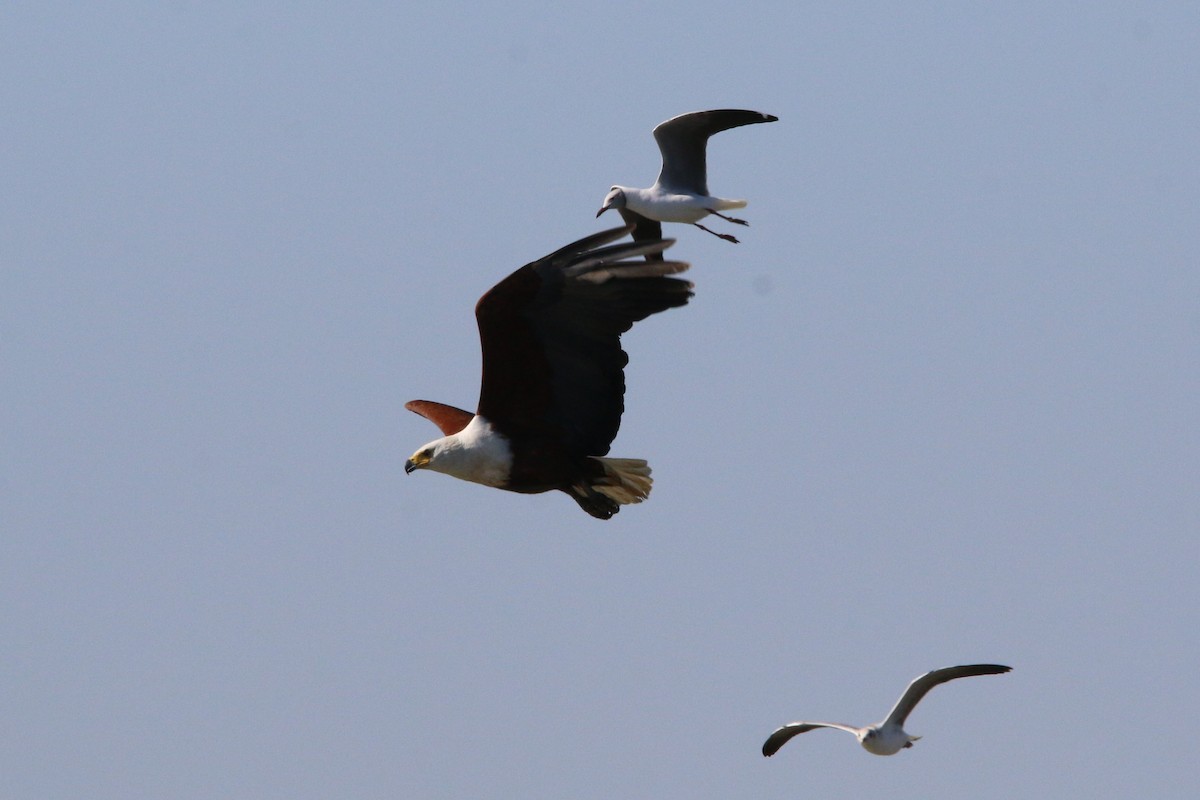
[474,226,691,456]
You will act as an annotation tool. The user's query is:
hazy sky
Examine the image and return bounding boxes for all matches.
[3,3,1197,798]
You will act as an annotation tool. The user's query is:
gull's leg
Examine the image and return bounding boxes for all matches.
[694,222,739,243]
[707,209,749,226]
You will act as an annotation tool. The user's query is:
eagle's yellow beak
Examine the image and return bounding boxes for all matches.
[405,450,431,474]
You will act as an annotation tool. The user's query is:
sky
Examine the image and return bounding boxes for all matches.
[2,2,1197,798]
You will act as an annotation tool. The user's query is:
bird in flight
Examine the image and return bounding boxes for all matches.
[404,226,692,519]
[597,109,777,256]
[762,664,1012,757]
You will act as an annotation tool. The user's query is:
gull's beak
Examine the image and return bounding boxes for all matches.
[597,188,622,217]
[404,458,417,474]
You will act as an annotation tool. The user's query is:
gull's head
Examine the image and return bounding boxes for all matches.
[596,186,627,217]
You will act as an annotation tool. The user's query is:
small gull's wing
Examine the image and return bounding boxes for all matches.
[883,664,1013,727]
[404,400,474,436]
[617,208,664,262]
[762,721,863,757]
[653,109,778,196]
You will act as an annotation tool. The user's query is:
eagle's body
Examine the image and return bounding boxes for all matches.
[405,226,692,519]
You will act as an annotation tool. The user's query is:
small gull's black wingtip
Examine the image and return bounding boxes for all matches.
[760,725,794,758]
[965,663,1013,674]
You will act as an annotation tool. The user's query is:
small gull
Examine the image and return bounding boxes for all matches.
[597,109,777,255]
[762,664,1012,757]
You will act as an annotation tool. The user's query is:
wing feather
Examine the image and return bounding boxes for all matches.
[762,722,862,757]
[404,400,474,436]
[652,109,778,195]
[617,209,664,261]
[884,664,1012,727]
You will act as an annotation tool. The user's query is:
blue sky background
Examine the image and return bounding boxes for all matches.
[3,3,1197,798]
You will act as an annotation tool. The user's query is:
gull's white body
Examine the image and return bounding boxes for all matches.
[853,722,919,756]
[607,185,747,225]
[762,664,1012,758]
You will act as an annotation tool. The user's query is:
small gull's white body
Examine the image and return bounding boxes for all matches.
[597,109,777,248]
[606,187,747,226]
[762,664,1012,758]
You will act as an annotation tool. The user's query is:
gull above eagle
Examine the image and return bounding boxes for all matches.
[404,226,692,519]
[597,109,777,257]
[762,664,1012,757]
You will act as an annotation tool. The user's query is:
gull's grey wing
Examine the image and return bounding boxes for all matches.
[653,109,778,195]
[883,664,1013,727]
[762,721,862,757]
[617,208,664,261]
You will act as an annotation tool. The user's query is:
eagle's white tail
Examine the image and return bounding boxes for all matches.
[591,457,652,505]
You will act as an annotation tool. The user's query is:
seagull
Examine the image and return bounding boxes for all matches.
[762,664,1012,757]
[597,109,777,256]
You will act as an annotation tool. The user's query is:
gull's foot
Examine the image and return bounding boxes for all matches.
[695,223,739,243]
[707,209,750,226]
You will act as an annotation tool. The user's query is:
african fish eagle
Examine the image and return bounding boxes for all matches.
[404,225,693,519]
